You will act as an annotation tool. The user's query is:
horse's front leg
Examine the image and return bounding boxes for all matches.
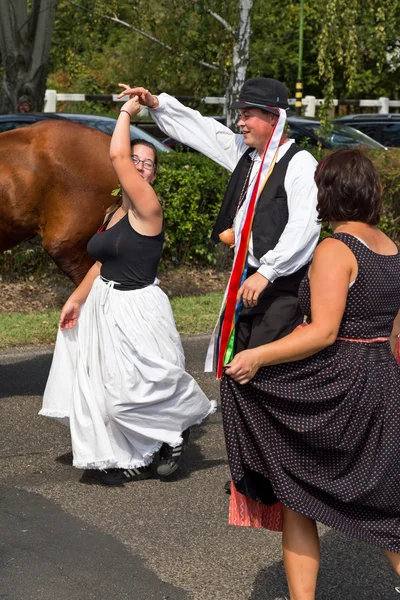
[42,235,95,286]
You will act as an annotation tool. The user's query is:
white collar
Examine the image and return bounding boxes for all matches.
[250,138,296,164]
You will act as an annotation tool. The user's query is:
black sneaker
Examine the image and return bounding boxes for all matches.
[157,429,190,478]
[98,465,153,486]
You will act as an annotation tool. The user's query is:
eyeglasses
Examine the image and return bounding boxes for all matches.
[131,155,155,170]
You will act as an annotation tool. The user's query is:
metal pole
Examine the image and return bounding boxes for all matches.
[296,0,305,116]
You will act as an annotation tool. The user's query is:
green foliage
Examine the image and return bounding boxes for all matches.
[316,0,400,107]
[366,148,400,219]
[155,152,230,264]
[48,0,235,105]
[379,208,399,242]
[0,241,54,282]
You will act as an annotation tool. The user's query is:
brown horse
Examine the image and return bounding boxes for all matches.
[0,120,118,284]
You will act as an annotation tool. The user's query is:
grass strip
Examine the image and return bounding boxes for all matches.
[0,292,222,348]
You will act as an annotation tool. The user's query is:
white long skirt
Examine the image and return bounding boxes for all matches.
[40,277,215,470]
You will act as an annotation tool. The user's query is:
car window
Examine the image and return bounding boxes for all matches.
[287,125,318,148]
[306,123,383,149]
[348,124,380,141]
[0,121,32,132]
[381,123,400,147]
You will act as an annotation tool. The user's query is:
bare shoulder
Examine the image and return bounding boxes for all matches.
[311,237,356,275]
[314,237,354,258]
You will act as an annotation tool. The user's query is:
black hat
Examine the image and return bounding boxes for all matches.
[231,77,289,113]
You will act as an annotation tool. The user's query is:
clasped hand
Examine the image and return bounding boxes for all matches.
[224,348,261,384]
[117,84,145,117]
[117,84,156,111]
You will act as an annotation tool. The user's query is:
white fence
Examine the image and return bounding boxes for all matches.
[300,95,400,117]
[44,89,225,117]
[44,89,400,117]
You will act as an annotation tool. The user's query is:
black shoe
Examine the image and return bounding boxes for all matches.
[157,429,190,478]
[98,465,153,486]
[224,479,232,494]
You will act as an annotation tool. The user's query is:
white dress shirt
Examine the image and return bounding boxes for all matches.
[151,93,321,282]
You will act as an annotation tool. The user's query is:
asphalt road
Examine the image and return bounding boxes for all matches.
[0,338,399,600]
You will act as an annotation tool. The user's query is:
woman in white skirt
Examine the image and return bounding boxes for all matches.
[40,87,214,486]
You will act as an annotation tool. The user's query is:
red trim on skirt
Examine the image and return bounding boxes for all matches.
[229,482,283,531]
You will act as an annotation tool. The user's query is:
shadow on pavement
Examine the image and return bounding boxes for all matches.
[250,529,400,600]
[0,483,189,600]
[54,421,228,484]
[0,353,52,398]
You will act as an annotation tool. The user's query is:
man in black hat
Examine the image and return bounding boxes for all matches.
[126,78,320,355]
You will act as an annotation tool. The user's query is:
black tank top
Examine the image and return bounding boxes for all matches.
[87,211,164,290]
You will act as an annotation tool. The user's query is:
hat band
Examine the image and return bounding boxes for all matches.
[238,100,287,110]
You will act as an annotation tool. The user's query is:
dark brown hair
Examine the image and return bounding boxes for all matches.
[315,148,382,225]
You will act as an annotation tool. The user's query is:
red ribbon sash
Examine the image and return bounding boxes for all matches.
[216,159,265,378]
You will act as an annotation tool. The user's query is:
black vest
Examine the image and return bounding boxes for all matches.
[211,143,303,259]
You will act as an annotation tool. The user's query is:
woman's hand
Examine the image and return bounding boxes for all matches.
[118,93,142,118]
[59,299,81,331]
[224,349,262,384]
[117,84,158,108]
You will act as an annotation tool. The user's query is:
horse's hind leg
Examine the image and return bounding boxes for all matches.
[42,236,94,286]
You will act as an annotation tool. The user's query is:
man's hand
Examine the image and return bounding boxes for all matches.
[117,84,158,108]
[225,349,261,384]
[237,272,269,308]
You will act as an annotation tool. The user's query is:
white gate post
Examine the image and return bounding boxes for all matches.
[44,89,57,112]
[304,96,316,117]
[379,97,390,114]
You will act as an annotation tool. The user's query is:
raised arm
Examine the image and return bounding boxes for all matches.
[110,90,162,234]
[121,86,247,172]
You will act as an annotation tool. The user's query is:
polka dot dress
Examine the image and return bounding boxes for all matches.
[221,233,400,552]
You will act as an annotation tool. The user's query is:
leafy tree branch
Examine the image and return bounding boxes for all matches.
[65,0,219,72]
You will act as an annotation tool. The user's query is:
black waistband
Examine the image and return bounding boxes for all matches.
[100,276,151,291]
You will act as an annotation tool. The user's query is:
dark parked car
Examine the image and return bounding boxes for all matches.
[288,116,385,150]
[0,113,172,153]
[162,115,385,151]
[334,113,400,147]
[0,113,66,131]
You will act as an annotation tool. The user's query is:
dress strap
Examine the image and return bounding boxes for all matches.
[98,208,118,233]
[332,232,400,258]
[331,232,375,262]
[332,232,366,248]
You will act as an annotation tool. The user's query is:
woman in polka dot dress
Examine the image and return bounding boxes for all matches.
[221,149,400,599]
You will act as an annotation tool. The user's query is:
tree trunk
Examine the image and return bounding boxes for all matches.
[0,0,58,113]
[226,0,254,129]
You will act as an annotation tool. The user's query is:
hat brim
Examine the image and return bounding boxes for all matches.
[231,100,287,114]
